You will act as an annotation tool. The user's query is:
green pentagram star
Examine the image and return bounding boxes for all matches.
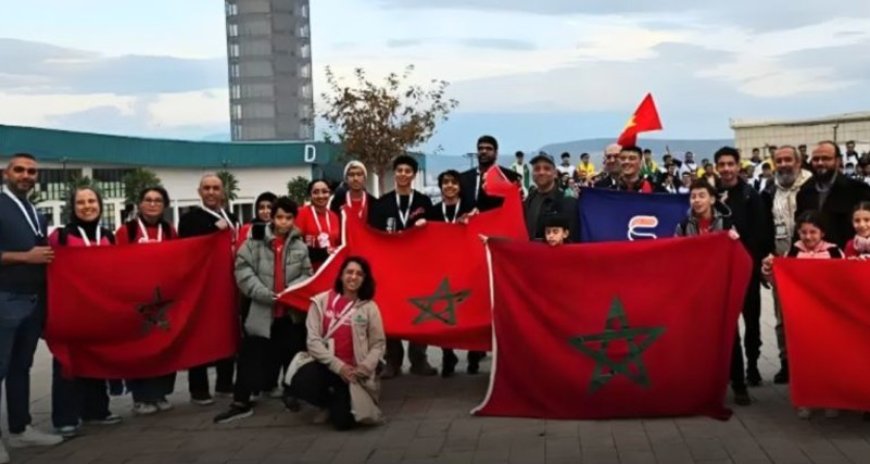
[409,278,471,326]
[136,287,173,334]
[569,297,665,394]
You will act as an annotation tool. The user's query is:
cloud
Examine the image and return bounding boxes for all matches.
[0,38,226,95]
[458,38,536,51]
[387,38,426,48]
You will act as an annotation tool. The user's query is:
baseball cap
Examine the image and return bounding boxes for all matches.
[530,152,556,166]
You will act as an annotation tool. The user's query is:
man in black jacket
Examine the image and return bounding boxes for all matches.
[460,135,520,212]
[715,147,772,404]
[795,141,870,249]
[179,174,241,406]
[594,143,622,189]
[524,153,579,242]
[329,160,376,221]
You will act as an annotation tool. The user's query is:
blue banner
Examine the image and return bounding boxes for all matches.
[578,188,689,242]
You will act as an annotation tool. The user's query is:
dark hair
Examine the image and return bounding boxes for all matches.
[543,214,570,231]
[138,186,170,206]
[307,179,330,195]
[855,201,870,215]
[620,145,643,157]
[515,150,524,158]
[580,152,590,159]
[689,179,717,197]
[437,170,461,189]
[10,152,36,161]
[752,147,760,153]
[795,210,827,234]
[255,191,278,207]
[334,256,375,301]
[392,155,418,173]
[272,196,298,218]
[714,146,740,164]
[643,149,652,154]
[818,140,843,159]
[477,135,498,151]
[847,140,856,145]
[799,144,807,149]
[561,152,571,159]
[762,163,772,171]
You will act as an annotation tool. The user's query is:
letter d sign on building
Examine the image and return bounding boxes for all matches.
[304,144,317,163]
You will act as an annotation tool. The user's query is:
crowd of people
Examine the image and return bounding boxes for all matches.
[1,133,869,462]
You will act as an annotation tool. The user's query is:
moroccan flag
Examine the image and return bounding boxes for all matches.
[46,232,239,378]
[773,259,870,411]
[279,187,527,351]
[578,188,688,242]
[617,93,662,147]
[473,233,751,420]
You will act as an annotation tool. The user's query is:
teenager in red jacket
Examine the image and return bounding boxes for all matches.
[296,180,341,271]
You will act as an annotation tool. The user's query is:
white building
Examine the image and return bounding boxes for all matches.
[731,112,870,157]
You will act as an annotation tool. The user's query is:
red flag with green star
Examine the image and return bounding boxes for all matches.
[473,233,751,420]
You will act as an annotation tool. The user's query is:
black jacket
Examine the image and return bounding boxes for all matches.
[524,187,579,242]
[459,166,520,212]
[178,207,240,239]
[795,174,870,249]
[367,190,432,232]
[425,200,474,223]
[328,189,376,216]
[718,179,771,263]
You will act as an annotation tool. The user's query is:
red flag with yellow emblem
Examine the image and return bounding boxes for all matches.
[617,93,662,147]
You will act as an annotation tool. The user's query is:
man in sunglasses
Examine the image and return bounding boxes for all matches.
[594,144,622,189]
[0,153,63,459]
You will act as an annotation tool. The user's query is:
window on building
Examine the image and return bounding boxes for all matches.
[299,4,309,18]
[36,206,55,228]
[93,168,132,200]
[229,43,240,58]
[227,23,239,37]
[232,103,243,119]
[232,123,243,140]
[300,84,312,98]
[231,85,241,100]
[226,1,238,16]
[37,168,82,201]
[230,63,240,78]
[232,202,254,223]
[298,25,310,38]
[100,202,117,230]
[299,64,311,78]
[299,103,312,119]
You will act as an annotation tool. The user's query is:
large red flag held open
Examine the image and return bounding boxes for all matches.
[46,232,239,378]
[773,259,870,411]
[473,233,751,420]
[617,93,662,147]
[279,178,527,351]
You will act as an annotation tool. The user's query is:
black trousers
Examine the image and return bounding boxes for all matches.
[442,349,485,364]
[291,362,354,430]
[385,339,429,369]
[188,357,236,397]
[741,275,762,365]
[128,373,175,403]
[234,317,306,403]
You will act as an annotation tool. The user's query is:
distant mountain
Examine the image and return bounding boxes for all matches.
[539,138,734,164]
[201,132,231,142]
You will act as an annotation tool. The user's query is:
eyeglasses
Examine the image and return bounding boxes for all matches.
[141,198,164,205]
[11,166,37,175]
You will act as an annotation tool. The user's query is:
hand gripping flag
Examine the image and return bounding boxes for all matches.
[617,93,663,147]
[46,232,239,378]
[773,258,870,411]
[473,233,751,420]
[578,188,689,242]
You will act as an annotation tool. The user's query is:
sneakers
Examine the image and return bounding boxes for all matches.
[773,363,789,385]
[0,440,9,464]
[8,426,64,448]
[56,425,80,438]
[824,409,839,419]
[797,407,812,420]
[467,358,481,375]
[214,390,233,399]
[213,403,253,424]
[312,408,330,425]
[268,387,284,399]
[156,398,174,412]
[191,393,215,406]
[133,403,159,416]
[409,362,438,377]
[733,387,751,406]
[84,414,122,426]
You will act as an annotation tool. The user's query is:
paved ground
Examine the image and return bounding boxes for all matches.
[7,290,870,464]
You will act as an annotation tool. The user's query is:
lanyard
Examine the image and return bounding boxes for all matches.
[442,200,460,224]
[78,226,102,247]
[346,192,367,218]
[3,189,42,238]
[137,218,163,243]
[474,172,482,202]
[325,294,356,339]
[200,204,236,231]
[311,207,332,235]
[396,191,415,228]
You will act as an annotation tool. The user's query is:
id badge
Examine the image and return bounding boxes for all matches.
[326,338,335,356]
[775,223,788,239]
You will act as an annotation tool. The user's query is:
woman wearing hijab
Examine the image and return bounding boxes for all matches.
[237,191,277,249]
[114,187,178,415]
[48,187,121,437]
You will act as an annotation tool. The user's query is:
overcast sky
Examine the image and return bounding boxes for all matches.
[2,0,869,154]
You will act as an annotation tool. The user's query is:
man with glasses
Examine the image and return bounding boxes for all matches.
[0,153,64,462]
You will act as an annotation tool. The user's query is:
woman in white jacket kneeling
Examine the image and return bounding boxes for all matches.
[288,256,386,430]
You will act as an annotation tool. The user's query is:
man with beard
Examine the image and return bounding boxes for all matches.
[796,141,870,249]
[460,135,520,212]
[594,144,622,188]
[524,153,579,241]
[760,146,813,384]
[679,151,698,176]
[715,147,771,404]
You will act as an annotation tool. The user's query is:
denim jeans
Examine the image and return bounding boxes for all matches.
[51,359,111,428]
[0,291,44,435]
